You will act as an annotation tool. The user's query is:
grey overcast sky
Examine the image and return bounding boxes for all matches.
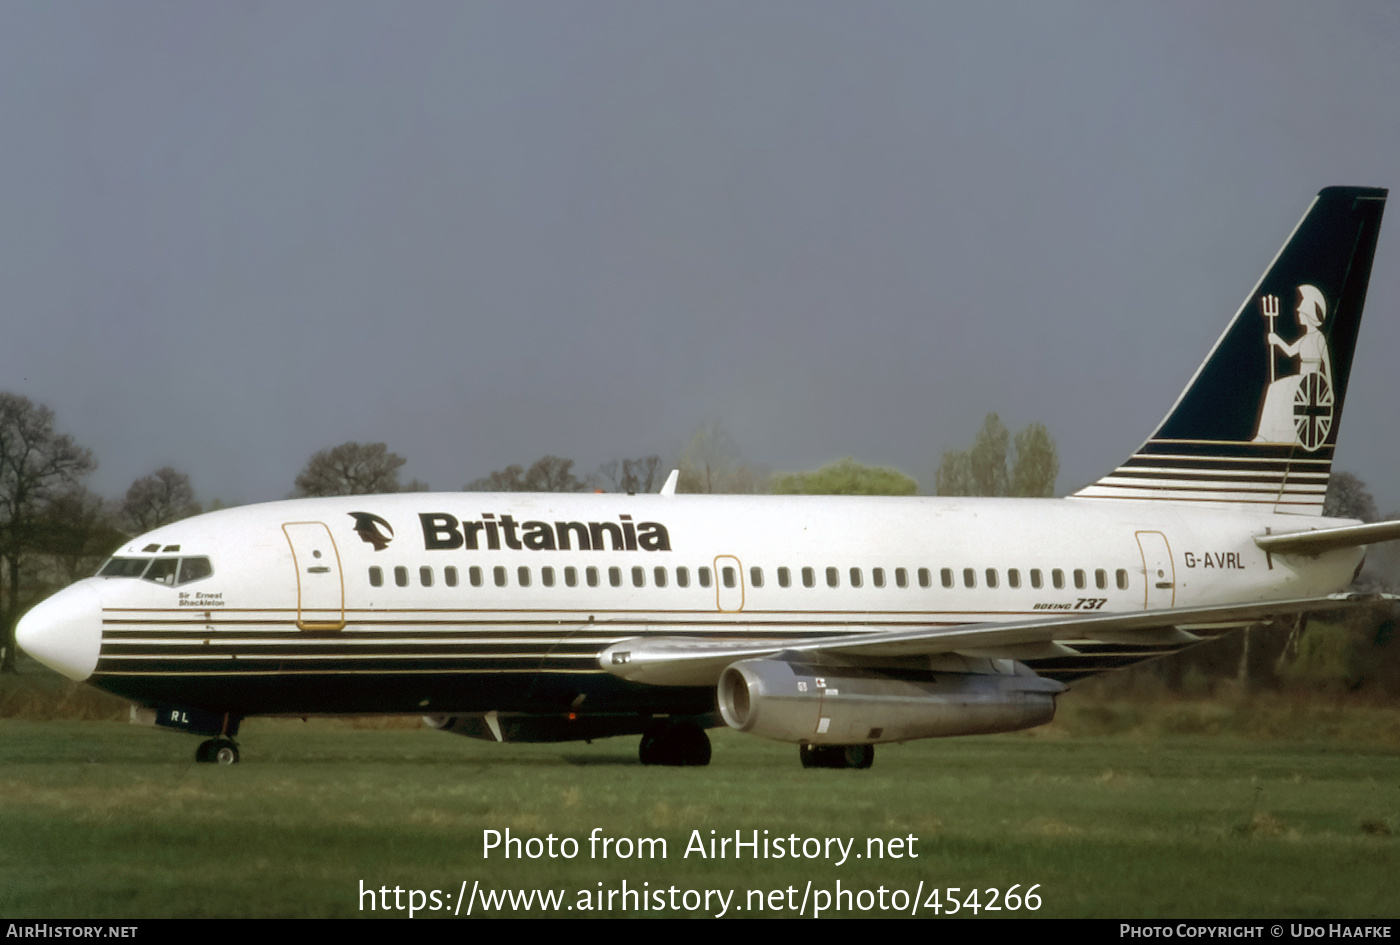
[3,2,1399,508]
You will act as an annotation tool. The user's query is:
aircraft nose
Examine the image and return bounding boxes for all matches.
[16,582,102,682]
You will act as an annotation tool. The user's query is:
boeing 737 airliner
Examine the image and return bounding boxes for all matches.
[17,186,1394,768]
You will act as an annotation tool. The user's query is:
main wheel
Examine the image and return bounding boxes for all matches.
[798,744,874,769]
[638,721,711,766]
[671,723,711,766]
[843,744,875,769]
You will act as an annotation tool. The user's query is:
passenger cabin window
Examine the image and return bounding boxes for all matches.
[1116,569,1129,590]
[826,567,839,588]
[654,566,667,588]
[445,566,459,587]
[778,567,791,588]
[1030,569,1043,589]
[750,567,763,588]
[676,567,690,588]
[1095,568,1107,590]
[917,567,931,588]
[963,568,976,588]
[565,566,578,587]
[1052,569,1065,589]
[938,568,951,588]
[609,567,622,588]
[1074,568,1087,590]
[722,567,737,588]
[420,566,433,587]
[895,567,908,588]
[494,566,507,587]
[1008,568,1020,589]
[985,568,998,589]
[873,567,885,588]
[542,566,554,587]
[470,566,483,587]
[586,566,600,588]
[517,566,531,587]
[632,566,645,588]
[395,566,408,587]
[849,567,862,588]
[802,567,815,588]
[369,566,383,587]
[699,567,712,588]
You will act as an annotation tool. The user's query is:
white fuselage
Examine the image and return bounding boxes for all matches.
[18,492,1362,719]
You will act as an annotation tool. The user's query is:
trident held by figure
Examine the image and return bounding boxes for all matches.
[1260,293,1279,383]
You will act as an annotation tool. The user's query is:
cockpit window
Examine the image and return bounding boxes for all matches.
[178,557,213,584]
[144,558,179,586]
[99,555,214,586]
[100,558,151,578]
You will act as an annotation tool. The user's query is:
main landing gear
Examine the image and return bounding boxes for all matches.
[195,737,240,765]
[638,720,712,766]
[799,744,875,770]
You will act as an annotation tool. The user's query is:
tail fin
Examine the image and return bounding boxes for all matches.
[1074,186,1387,515]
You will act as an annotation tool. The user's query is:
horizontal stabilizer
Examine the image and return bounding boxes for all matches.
[1255,519,1400,556]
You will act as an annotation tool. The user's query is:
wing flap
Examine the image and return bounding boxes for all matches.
[953,641,1082,660]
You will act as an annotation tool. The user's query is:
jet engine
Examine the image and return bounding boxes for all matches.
[717,657,1062,745]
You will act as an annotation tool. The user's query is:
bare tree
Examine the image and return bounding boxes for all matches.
[36,487,124,586]
[596,456,663,493]
[622,456,663,493]
[0,394,96,672]
[523,456,583,492]
[465,465,526,491]
[676,423,765,494]
[121,467,200,533]
[293,442,406,497]
[1324,471,1379,522]
[466,456,584,493]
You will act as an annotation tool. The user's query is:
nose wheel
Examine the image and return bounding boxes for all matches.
[195,738,240,765]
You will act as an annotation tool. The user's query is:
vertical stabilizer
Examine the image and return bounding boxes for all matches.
[1074,186,1386,515]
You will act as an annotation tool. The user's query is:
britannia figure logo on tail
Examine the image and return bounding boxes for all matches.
[1252,284,1333,451]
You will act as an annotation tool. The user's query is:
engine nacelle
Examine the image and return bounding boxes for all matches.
[717,658,1061,745]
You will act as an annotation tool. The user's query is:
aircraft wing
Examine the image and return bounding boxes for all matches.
[598,592,1391,687]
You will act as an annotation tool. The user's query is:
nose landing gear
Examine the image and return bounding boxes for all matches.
[195,738,240,765]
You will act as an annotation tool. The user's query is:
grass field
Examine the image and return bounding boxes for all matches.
[3,703,1398,919]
